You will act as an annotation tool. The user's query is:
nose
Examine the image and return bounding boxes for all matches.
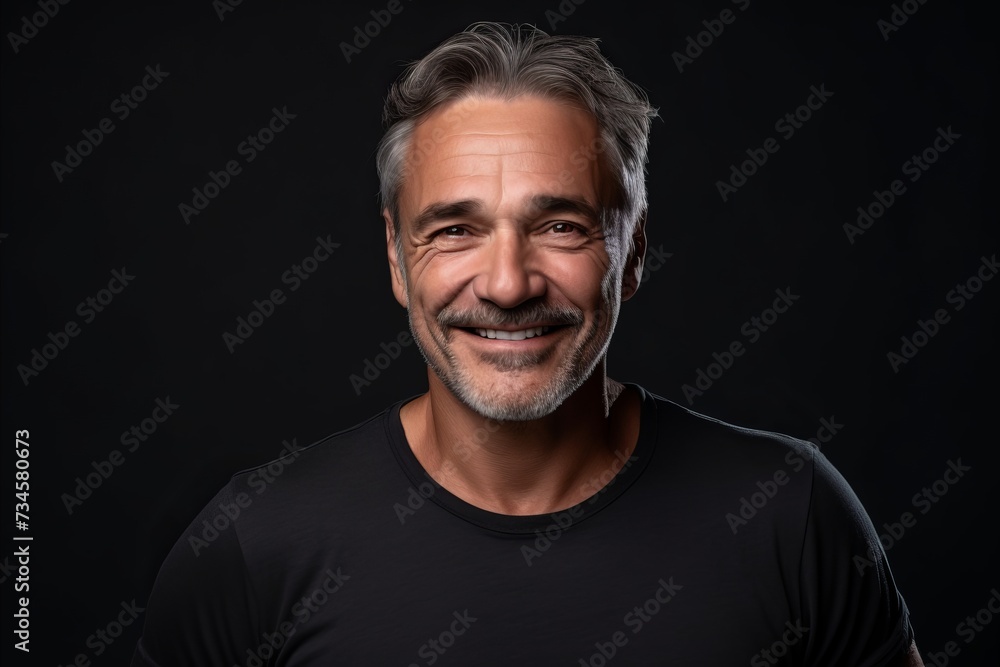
[472,228,546,308]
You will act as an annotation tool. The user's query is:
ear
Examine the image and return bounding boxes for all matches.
[620,210,647,301]
[383,208,408,309]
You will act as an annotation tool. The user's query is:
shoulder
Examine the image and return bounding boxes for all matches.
[222,400,410,537]
[134,401,408,663]
[635,389,913,662]
[639,386,820,482]
[633,386,862,547]
[153,399,406,590]
[230,403,394,496]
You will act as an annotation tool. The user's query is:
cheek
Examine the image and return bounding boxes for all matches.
[549,250,612,295]
[408,258,470,315]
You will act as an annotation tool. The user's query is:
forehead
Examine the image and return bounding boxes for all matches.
[399,95,605,215]
[418,93,597,139]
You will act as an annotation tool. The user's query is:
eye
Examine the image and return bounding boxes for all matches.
[436,225,467,237]
[548,222,583,234]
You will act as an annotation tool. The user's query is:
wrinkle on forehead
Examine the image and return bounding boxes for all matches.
[400,95,604,224]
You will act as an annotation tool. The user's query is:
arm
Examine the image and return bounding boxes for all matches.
[795,445,918,665]
[896,641,925,667]
[131,481,261,666]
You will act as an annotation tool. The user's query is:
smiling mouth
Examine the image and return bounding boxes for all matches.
[458,325,564,341]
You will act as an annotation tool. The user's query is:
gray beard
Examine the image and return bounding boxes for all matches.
[408,300,618,422]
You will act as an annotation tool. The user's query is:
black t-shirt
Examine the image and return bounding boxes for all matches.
[131,384,914,666]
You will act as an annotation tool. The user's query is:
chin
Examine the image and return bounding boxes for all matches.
[443,361,597,423]
[454,385,567,422]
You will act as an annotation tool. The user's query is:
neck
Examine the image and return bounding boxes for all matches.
[399,360,640,515]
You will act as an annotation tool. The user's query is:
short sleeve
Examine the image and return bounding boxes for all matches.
[797,449,914,666]
[131,481,262,667]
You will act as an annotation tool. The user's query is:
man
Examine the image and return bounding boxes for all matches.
[132,22,923,666]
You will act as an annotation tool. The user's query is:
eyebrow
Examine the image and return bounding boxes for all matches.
[409,195,601,235]
[410,200,484,236]
[527,195,601,225]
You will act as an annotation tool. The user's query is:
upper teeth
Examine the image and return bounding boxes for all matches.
[475,326,550,340]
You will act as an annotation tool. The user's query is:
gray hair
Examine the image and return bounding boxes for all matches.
[376,21,658,275]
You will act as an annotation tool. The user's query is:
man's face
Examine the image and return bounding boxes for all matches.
[385,95,640,421]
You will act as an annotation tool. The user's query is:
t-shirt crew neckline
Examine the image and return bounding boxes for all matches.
[384,382,658,535]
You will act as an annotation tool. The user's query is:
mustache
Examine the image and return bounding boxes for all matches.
[438,303,584,329]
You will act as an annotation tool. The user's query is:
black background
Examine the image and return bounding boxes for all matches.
[2,0,997,664]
